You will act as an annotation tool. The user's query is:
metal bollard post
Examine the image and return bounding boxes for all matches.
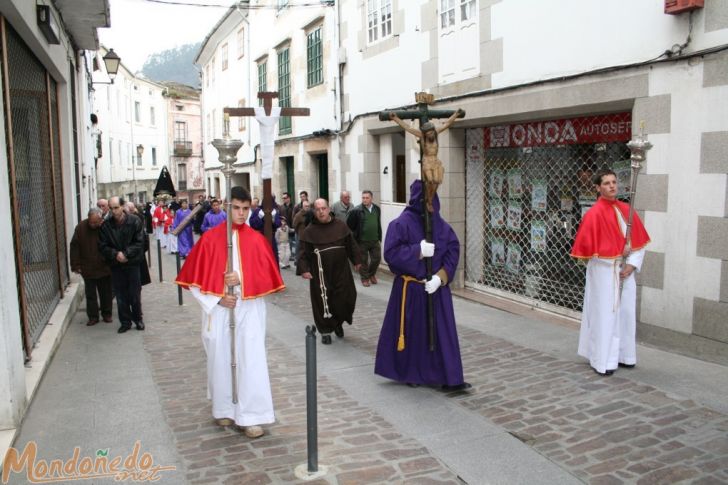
[157,239,163,282]
[176,252,183,305]
[305,325,318,473]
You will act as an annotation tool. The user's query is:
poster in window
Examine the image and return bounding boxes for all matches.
[490,200,505,228]
[507,202,522,231]
[489,170,505,198]
[491,238,505,266]
[613,159,631,199]
[531,221,547,252]
[506,243,521,274]
[531,179,547,211]
[508,168,523,199]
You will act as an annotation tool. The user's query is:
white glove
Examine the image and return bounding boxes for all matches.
[420,240,435,258]
[271,209,277,218]
[257,210,265,219]
[424,275,441,294]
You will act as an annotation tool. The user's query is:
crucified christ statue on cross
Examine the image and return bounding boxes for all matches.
[224,92,310,246]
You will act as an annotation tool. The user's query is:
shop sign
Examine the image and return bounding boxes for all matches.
[484,113,632,148]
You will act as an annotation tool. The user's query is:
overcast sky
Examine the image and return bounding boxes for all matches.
[98,0,233,72]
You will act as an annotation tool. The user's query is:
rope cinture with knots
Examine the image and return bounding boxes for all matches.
[314,246,344,319]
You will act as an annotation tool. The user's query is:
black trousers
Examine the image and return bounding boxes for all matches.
[111,266,142,328]
[84,275,113,320]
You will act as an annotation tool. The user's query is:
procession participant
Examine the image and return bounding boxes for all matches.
[171,200,194,258]
[200,199,226,233]
[175,186,284,438]
[374,180,469,390]
[70,208,112,326]
[152,200,170,248]
[298,198,361,345]
[99,197,146,333]
[571,169,650,376]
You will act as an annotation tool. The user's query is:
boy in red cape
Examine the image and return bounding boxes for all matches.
[571,169,650,376]
[176,186,284,438]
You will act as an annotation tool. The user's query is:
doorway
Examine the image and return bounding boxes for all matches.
[316,153,328,201]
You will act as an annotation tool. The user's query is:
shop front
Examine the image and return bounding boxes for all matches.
[464,112,632,317]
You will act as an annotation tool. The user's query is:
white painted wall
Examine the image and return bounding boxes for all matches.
[94,61,169,200]
[490,0,728,89]
[640,59,728,333]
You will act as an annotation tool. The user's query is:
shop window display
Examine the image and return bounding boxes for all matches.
[465,113,632,313]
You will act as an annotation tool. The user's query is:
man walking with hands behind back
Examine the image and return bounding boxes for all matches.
[347,190,382,287]
[98,197,145,333]
[70,208,112,326]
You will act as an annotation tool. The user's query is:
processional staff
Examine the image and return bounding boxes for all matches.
[210,121,244,404]
[379,92,465,351]
[224,92,310,249]
[621,122,653,292]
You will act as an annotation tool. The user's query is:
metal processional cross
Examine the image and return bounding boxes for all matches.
[224,91,310,246]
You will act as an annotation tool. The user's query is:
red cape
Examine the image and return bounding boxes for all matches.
[175,222,284,299]
[571,197,650,260]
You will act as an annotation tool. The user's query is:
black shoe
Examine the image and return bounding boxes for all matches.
[618,363,635,369]
[441,382,473,392]
[118,326,131,334]
[135,321,145,331]
[321,335,332,345]
[334,325,344,338]
[591,366,614,376]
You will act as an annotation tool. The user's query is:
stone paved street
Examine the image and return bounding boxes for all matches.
[6,246,728,484]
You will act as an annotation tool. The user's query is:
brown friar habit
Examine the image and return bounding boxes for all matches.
[298,215,361,334]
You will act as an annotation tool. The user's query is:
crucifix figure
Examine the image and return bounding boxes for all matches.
[379,92,465,351]
[224,92,310,247]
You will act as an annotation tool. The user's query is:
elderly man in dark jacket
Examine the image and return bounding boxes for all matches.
[99,196,146,333]
[70,208,112,326]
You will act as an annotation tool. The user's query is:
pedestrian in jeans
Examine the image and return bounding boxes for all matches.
[347,190,382,287]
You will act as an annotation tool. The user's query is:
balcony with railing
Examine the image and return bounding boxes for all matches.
[173,140,193,157]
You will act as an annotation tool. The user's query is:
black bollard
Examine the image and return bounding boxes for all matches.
[305,325,318,473]
[157,239,163,282]
[176,252,183,305]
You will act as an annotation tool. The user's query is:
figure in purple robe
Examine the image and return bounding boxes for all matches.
[171,201,194,258]
[200,199,227,233]
[249,196,282,266]
[374,180,468,388]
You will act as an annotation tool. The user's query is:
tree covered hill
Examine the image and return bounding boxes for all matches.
[141,42,201,87]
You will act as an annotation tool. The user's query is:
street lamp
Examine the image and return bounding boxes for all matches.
[93,49,121,85]
[135,144,143,202]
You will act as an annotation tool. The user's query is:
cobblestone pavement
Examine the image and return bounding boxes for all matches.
[145,264,463,484]
[144,251,728,484]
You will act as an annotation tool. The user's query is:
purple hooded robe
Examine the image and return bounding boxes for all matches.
[200,209,227,233]
[171,208,194,257]
[374,180,465,386]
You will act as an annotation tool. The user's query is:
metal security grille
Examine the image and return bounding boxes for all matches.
[465,113,632,315]
[1,19,68,355]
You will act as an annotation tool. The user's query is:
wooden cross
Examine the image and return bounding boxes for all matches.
[379,92,465,351]
[224,91,310,246]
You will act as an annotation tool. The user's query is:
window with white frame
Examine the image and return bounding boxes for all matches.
[460,0,476,22]
[150,106,156,126]
[211,56,216,84]
[237,28,244,59]
[205,65,210,87]
[367,0,392,44]
[440,0,456,28]
[152,147,157,166]
[135,101,141,123]
[221,43,229,71]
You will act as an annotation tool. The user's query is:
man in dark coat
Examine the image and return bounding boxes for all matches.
[70,208,112,326]
[99,196,146,333]
[298,198,361,345]
[347,190,382,286]
[374,180,469,390]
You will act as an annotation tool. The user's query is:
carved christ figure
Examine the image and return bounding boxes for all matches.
[389,109,464,212]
